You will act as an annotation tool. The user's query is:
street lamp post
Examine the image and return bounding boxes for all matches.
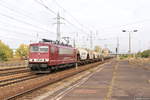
[129,31,131,54]
[122,30,138,54]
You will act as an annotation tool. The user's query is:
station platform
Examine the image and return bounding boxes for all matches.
[58,62,114,100]
[42,60,150,100]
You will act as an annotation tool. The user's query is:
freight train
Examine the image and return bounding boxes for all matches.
[28,39,111,73]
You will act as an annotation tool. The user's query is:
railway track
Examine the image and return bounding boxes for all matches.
[0,67,30,76]
[0,74,43,87]
[0,67,44,88]
[0,66,26,71]
[0,59,111,100]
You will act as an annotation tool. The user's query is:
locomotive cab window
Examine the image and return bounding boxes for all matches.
[30,46,39,52]
[30,46,48,52]
[39,46,48,52]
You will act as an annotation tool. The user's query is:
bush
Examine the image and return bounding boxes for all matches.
[0,52,7,61]
[141,50,150,58]
[138,50,150,58]
[15,44,29,59]
[119,54,129,59]
[0,41,13,61]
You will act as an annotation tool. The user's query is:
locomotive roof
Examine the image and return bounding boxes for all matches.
[30,42,75,49]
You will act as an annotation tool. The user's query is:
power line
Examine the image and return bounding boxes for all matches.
[0,12,49,32]
[53,0,91,30]
[53,0,83,26]
[0,33,31,41]
[64,19,89,34]
[0,19,56,38]
[0,20,47,33]
[0,26,56,39]
[0,1,50,27]
[51,0,92,33]
[0,0,92,44]
[0,27,34,37]
[36,0,90,35]
[53,0,150,34]
[0,0,59,38]
[34,0,57,15]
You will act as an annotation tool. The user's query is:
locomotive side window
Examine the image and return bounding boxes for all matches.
[30,46,48,52]
[50,47,55,54]
[59,48,74,55]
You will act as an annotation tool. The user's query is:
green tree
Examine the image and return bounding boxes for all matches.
[140,50,150,58]
[0,41,13,61]
[16,44,29,59]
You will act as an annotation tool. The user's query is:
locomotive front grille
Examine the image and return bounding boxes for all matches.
[29,63,48,71]
[40,64,47,67]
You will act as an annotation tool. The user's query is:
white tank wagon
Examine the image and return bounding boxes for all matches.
[102,48,110,57]
[77,48,88,61]
[97,52,103,59]
[93,52,100,59]
[76,47,111,64]
[87,50,94,59]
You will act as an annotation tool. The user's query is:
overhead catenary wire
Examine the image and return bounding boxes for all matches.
[0,1,52,28]
[0,26,56,39]
[0,0,59,38]
[0,0,94,47]
[35,0,91,35]
[34,0,57,15]
[0,27,33,37]
[0,20,48,33]
[53,0,93,34]
[0,19,56,37]
[52,0,92,31]
[0,12,50,32]
[0,33,32,41]
[0,0,58,44]
[52,0,150,39]
[63,19,89,34]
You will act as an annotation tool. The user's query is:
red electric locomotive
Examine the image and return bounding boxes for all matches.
[28,39,77,73]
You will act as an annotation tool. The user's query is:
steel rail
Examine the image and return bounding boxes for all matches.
[6,60,111,100]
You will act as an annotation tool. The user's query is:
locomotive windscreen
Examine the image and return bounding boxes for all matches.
[30,46,48,52]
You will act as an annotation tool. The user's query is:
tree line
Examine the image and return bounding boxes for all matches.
[4,40,150,61]
[137,50,150,58]
[0,41,104,61]
[0,41,29,61]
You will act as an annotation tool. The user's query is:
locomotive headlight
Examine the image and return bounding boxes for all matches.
[29,59,33,62]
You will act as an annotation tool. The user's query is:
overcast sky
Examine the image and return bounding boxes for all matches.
[0,0,150,53]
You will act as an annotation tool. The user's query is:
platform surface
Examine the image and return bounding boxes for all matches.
[44,60,150,100]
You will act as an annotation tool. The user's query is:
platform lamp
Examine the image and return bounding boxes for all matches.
[122,30,138,54]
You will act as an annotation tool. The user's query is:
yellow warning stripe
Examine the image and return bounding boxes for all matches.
[105,63,118,100]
